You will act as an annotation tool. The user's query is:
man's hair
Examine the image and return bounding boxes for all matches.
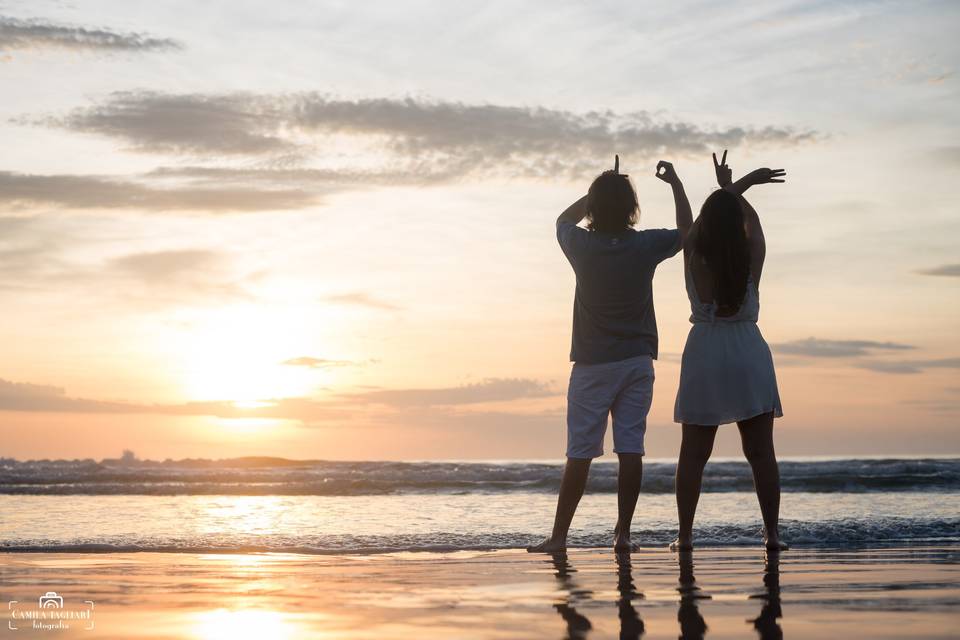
[585,171,639,233]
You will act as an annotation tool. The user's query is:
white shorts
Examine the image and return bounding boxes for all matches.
[566,354,655,458]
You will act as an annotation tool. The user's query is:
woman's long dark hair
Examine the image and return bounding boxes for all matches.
[694,190,750,315]
[586,171,639,233]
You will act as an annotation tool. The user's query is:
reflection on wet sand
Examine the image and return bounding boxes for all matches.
[188,608,306,640]
[676,550,785,640]
[749,551,783,640]
[546,552,647,639]
[4,547,955,639]
[677,551,710,640]
[549,552,593,639]
[615,552,645,639]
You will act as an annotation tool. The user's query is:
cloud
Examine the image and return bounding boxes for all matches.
[281,357,353,369]
[0,376,557,420]
[929,146,960,165]
[856,358,960,375]
[321,291,401,311]
[339,377,556,407]
[0,171,316,212]
[0,230,255,307]
[917,263,960,277]
[288,96,812,164]
[109,249,223,282]
[147,166,455,193]
[104,249,253,305]
[51,92,290,155]
[0,16,180,52]
[42,91,815,176]
[0,376,349,421]
[0,216,66,290]
[0,379,137,413]
[772,338,959,376]
[771,338,915,358]
[13,92,815,213]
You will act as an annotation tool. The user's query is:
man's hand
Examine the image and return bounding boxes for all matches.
[655,160,680,185]
[713,150,732,187]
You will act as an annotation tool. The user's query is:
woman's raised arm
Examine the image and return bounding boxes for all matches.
[737,194,767,286]
[723,166,786,286]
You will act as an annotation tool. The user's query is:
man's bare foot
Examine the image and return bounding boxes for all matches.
[669,537,693,552]
[527,537,567,553]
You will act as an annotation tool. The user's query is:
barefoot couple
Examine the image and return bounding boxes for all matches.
[529,151,787,554]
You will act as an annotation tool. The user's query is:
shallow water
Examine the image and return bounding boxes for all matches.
[3,458,958,553]
[3,490,957,553]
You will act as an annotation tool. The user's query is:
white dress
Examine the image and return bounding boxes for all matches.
[674,262,783,426]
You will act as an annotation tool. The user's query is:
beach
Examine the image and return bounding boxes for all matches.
[3,458,958,637]
[2,546,957,639]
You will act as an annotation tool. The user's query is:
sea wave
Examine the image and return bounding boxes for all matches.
[0,457,957,495]
[3,516,957,554]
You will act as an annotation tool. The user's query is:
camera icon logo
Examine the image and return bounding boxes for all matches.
[39,592,63,608]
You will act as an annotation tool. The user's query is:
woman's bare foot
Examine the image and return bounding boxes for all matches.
[764,537,789,551]
[669,537,693,552]
[762,527,788,551]
[612,522,638,552]
[527,536,567,553]
[613,534,639,553]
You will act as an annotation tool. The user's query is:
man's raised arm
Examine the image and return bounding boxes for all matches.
[655,160,692,243]
[556,194,588,227]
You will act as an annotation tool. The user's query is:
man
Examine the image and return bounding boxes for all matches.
[528,156,691,553]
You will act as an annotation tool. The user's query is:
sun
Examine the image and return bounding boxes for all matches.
[169,302,342,405]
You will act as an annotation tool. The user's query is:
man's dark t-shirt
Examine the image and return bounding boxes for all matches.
[557,221,681,364]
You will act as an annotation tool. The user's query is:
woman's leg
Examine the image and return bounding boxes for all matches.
[736,412,787,550]
[672,424,718,550]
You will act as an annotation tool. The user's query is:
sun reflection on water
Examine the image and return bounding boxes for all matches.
[189,609,311,640]
[197,496,291,537]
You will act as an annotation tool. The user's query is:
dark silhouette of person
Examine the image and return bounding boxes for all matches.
[672,151,789,552]
[529,155,691,554]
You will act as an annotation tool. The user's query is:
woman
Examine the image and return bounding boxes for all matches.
[671,151,787,551]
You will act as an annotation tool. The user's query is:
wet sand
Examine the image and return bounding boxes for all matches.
[2,546,957,639]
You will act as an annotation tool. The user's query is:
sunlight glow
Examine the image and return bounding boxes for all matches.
[231,400,277,410]
[212,417,291,435]
[189,609,307,640]
[172,303,341,404]
[198,497,288,536]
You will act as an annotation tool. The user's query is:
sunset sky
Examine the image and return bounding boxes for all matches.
[1,0,957,460]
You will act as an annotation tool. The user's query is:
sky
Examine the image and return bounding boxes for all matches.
[0,0,958,461]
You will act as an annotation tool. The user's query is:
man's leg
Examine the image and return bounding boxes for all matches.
[528,362,610,553]
[672,423,718,551]
[610,358,654,552]
[614,453,643,551]
[527,457,592,552]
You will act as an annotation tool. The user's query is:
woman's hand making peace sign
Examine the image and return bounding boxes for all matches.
[714,149,786,194]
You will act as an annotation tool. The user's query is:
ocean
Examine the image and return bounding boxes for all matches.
[2,457,958,554]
